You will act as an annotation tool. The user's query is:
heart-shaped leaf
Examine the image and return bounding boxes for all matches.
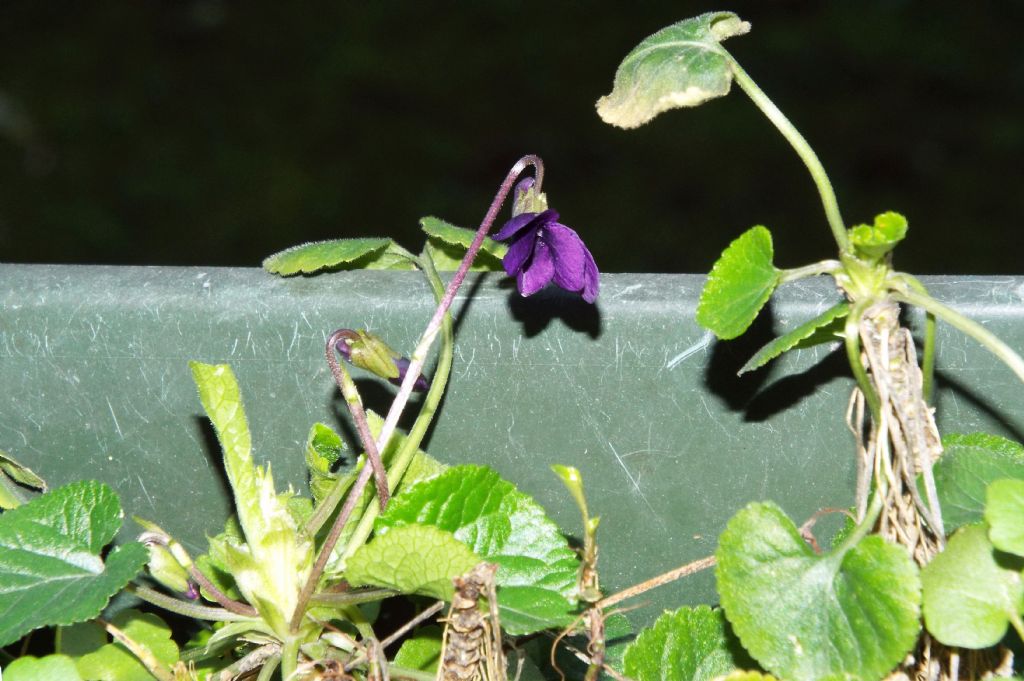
[932,433,1024,531]
[263,238,416,275]
[0,480,148,647]
[623,605,751,681]
[4,655,85,681]
[376,464,580,634]
[420,216,506,271]
[739,301,849,374]
[596,12,750,129]
[986,479,1024,557]
[717,502,920,681]
[697,226,780,340]
[921,524,1024,648]
[346,525,482,600]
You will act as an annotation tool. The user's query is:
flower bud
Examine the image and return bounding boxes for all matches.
[137,520,196,598]
[335,329,400,381]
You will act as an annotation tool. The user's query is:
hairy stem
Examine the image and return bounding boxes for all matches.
[728,58,849,252]
[326,328,390,509]
[340,244,456,562]
[893,288,1024,385]
[373,155,544,463]
[129,584,257,622]
[188,565,258,617]
[597,555,716,610]
[310,587,398,608]
[279,637,301,681]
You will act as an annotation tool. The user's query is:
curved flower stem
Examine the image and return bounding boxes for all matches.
[727,58,849,253]
[129,584,256,622]
[892,288,1024,386]
[339,244,456,562]
[185,565,258,617]
[290,244,458,633]
[373,154,543,465]
[844,300,881,420]
[326,328,390,509]
[890,274,937,402]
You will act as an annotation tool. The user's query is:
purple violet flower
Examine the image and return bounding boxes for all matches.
[494,209,599,303]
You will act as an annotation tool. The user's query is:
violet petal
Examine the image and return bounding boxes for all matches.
[502,229,537,278]
[517,239,555,296]
[544,222,590,293]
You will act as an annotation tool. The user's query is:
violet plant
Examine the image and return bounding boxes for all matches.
[592,11,1024,681]
[5,11,1024,681]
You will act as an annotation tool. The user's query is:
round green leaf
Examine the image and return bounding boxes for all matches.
[596,12,750,129]
[377,464,580,634]
[716,502,920,681]
[392,625,443,673]
[987,479,1024,557]
[0,480,148,647]
[697,226,780,340]
[623,605,751,681]
[346,524,481,601]
[4,655,85,681]
[262,238,414,275]
[922,524,1024,648]
[933,433,1024,531]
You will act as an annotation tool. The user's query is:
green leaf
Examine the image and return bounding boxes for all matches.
[346,525,481,600]
[623,605,751,681]
[74,609,179,681]
[377,464,580,634]
[0,449,46,509]
[596,12,750,129]
[697,226,780,340]
[921,524,1024,648]
[262,237,410,275]
[4,655,85,681]
[420,216,506,271]
[987,479,1024,556]
[848,211,908,261]
[738,302,849,375]
[716,673,780,681]
[392,625,443,673]
[494,586,575,635]
[189,362,312,636]
[0,480,148,647]
[933,433,1024,531]
[305,422,347,504]
[716,501,920,681]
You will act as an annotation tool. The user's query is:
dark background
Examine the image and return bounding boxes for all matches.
[1,2,1021,274]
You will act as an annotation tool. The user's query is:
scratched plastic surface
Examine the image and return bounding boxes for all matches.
[2,265,1024,622]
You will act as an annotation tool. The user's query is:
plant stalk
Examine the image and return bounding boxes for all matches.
[340,244,456,562]
[372,154,543,462]
[893,288,1024,385]
[326,328,390,509]
[129,584,257,622]
[728,58,849,253]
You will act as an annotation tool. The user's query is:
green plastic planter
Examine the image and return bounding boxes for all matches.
[3,264,1024,620]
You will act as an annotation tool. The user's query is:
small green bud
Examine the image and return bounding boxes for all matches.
[336,329,400,380]
[137,518,196,598]
[848,211,907,262]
